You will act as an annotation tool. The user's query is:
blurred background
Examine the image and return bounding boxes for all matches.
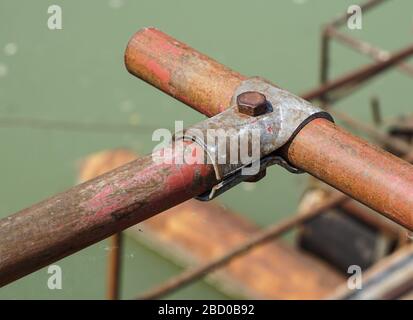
[0,0,412,299]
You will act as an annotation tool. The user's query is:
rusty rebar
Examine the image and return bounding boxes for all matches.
[138,127,413,300]
[370,96,383,127]
[319,28,331,90]
[138,130,413,300]
[106,232,123,300]
[301,43,413,101]
[138,192,347,300]
[326,26,413,78]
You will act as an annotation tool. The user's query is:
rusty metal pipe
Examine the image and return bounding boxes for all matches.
[326,26,413,78]
[281,119,413,230]
[0,142,216,286]
[125,28,246,117]
[125,28,413,231]
[1,26,413,287]
[301,42,413,101]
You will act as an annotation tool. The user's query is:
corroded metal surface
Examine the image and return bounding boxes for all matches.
[106,232,123,300]
[1,25,413,289]
[79,149,344,300]
[0,142,217,286]
[302,43,413,101]
[125,28,413,231]
[325,26,413,78]
[125,27,245,117]
[137,192,347,300]
[281,119,413,231]
[180,77,332,180]
[236,91,268,116]
[231,77,333,147]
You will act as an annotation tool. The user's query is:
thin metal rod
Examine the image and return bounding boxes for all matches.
[326,26,413,78]
[320,27,331,89]
[138,192,347,300]
[301,43,413,101]
[138,128,413,300]
[106,232,123,300]
[370,96,383,127]
[319,26,332,109]
[0,142,217,286]
[329,0,388,28]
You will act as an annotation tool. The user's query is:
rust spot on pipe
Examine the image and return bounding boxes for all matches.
[282,119,413,231]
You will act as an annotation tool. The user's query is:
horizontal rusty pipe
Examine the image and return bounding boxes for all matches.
[280,119,413,230]
[0,143,216,286]
[125,28,413,230]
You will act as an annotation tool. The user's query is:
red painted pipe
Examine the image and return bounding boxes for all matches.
[125,27,413,231]
[125,27,246,117]
[0,143,216,286]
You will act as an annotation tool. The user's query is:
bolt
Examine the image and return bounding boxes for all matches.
[237,91,268,116]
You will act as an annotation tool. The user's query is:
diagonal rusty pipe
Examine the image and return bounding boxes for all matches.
[0,142,217,286]
[301,42,413,101]
[329,0,389,28]
[125,28,413,230]
[325,26,413,78]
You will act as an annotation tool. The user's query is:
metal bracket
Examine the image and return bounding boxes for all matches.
[178,77,333,201]
[196,153,300,201]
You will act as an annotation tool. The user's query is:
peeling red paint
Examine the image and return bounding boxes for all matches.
[146,59,171,90]
[125,27,245,117]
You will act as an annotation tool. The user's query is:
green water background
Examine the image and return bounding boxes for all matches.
[0,0,412,299]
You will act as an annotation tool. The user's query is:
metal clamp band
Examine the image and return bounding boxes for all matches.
[178,77,333,201]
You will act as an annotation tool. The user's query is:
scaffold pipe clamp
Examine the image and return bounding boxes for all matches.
[178,77,334,201]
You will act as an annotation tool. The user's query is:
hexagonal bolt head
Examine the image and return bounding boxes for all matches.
[237,91,268,116]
